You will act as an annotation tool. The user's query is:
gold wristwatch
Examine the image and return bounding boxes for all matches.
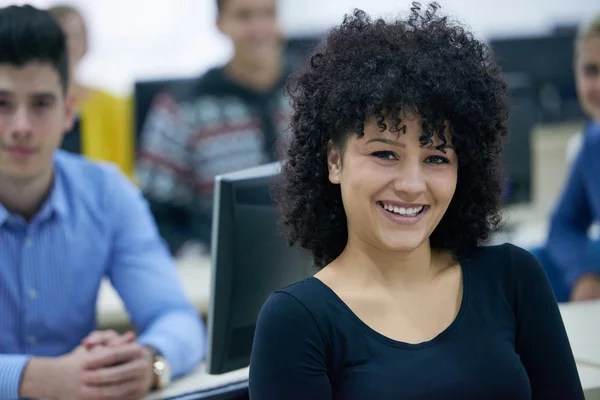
[147,347,172,390]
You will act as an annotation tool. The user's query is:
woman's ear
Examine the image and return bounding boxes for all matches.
[327,141,342,184]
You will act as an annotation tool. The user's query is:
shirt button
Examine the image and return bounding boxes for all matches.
[24,237,32,247]
[28,288,37,299]
[27,336,36,345]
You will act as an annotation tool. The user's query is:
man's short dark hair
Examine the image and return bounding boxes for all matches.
[0,5,69,92]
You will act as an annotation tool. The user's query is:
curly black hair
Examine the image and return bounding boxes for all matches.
[275,2,510,268]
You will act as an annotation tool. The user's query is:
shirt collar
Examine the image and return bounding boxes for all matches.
[45,166,68,219]
[587,120,600,134]
[0,202,7,226]
[39,156,69,221]
[0,155,68,226]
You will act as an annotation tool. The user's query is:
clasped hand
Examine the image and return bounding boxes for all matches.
[54,330,154,400]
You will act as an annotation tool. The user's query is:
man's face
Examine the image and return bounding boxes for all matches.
[576,35,600,121]
[217,0,282,66]
[0,62,74,185]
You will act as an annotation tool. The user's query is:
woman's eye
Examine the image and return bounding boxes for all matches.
[426,155,450,164]
[372,151,397,161]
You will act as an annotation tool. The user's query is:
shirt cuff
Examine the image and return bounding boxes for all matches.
[137,325,205,379]
[0,355,30,400]
[567,266,600,288]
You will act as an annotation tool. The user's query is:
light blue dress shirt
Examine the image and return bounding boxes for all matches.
[0,150,205,399]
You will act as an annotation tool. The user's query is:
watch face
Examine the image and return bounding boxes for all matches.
[161,358,172,386]
[156,356,172,388]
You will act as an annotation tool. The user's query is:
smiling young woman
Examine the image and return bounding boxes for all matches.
[248,3,585,400]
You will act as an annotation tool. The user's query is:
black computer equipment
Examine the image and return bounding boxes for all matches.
[501,72,538,205]
[489,32,588,204]
[284,35,322,70]
[60,115,83,155]
[206,162,313,375]
[489,32,585,123]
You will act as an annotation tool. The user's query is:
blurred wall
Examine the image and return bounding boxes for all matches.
[1,0,598,95]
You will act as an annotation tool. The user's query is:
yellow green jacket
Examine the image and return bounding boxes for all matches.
[78,89,134,179]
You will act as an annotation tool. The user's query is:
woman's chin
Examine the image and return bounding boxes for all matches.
[376,234,428,254]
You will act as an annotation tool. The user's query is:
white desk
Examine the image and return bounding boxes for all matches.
[580,365,600,400]
[146,365,248,400]
[560,300,600,368]
[96,256,212,329]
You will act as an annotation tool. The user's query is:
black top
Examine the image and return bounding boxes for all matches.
[249,244,584,400]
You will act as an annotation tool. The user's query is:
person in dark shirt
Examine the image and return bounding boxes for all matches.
[249,3,584,399]
[137,0,289,255]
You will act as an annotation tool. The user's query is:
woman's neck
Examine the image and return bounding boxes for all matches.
[328,234,453,293]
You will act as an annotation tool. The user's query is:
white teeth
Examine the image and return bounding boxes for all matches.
[381,203,424,217]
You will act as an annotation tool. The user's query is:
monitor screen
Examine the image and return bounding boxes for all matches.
[206,162,314,375]
[500,72,538,205]
[489,33,585,123]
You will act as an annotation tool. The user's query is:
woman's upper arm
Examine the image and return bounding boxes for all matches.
[250,291,332,400]
[511,245,585,399]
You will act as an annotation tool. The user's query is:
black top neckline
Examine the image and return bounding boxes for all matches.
[306,258,470,350]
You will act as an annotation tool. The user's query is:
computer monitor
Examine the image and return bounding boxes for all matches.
[489,32,585,123]
[500,72,538,205]
[206,162,314,375]
[284,35,322,71]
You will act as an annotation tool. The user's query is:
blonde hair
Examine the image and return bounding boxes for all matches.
[47,4,81,22]
[47,4,88,54]
[578,13,600,41]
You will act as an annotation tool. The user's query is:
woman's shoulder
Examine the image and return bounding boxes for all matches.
[464,243,543,284]
[264,278,331,316]
[256,278,335,341]
[468,242,534,259]
[260,277,340,324]
[462,244,547,313]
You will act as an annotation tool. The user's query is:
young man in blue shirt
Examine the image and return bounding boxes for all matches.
[0,5,204,399]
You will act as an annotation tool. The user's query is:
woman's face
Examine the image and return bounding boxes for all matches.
[576,35,600,121]
[328,115,458,254]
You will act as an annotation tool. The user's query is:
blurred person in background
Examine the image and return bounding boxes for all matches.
[0,5,203,399]
[49,4,135,179]
[137,0,290,256]
[533,13,600,302]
